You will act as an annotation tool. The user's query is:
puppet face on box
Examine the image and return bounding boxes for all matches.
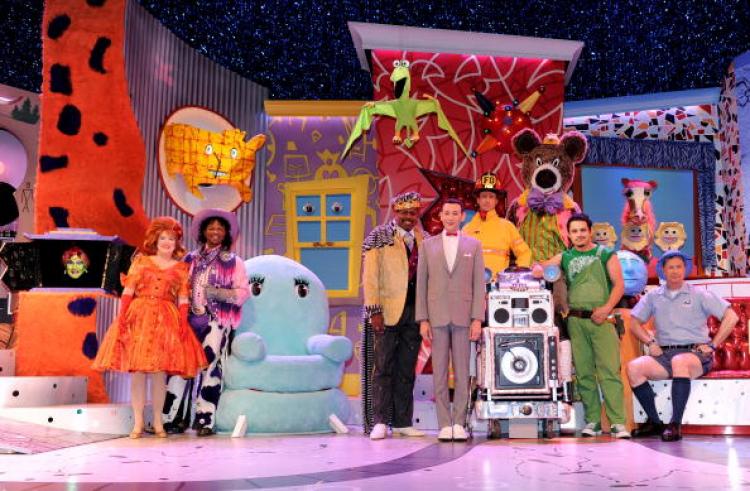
[0,229,134,294]
[62,247,90,280]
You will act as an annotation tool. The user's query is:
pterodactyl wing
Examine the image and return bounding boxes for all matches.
[415,96,470,157]
[341,101,398,159]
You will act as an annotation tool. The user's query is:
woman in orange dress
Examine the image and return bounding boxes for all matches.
[93,217,207,438]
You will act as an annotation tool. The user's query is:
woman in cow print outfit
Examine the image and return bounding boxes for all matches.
[163,208,249,436]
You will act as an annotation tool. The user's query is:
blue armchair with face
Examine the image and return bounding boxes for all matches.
[215,255,353,434]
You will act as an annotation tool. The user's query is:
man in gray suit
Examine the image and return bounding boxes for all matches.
[416,198,486,441]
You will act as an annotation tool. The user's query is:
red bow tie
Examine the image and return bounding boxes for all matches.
[446,232,458,236]
[479,210,488,221]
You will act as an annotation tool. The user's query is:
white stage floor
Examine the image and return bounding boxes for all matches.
[0,429,748,490]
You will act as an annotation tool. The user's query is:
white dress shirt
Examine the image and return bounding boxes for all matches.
[442,230,460,271]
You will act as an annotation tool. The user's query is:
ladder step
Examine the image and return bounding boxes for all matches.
[0,403,152,435]
[0,376,87,408]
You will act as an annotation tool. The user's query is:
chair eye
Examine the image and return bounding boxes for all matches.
[296,284,309,298]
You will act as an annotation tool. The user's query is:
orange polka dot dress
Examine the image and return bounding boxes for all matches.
[93,255,207,377]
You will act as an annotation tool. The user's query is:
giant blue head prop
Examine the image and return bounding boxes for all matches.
[616,250,648,296]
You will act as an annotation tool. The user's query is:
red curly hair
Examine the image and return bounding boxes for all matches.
[61,246,90,267]
[140,216,186,259]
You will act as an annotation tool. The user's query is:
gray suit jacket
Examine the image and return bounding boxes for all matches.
[415,233,486,328]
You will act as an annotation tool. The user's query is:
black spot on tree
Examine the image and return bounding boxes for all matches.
[50,64,72,95]
[89,37,111,74]
[57,105,81,135]
[47,15,71,40]
[49,207,70,227]
[40,155,69,172]
[113,189,134,217]
[93,132,108,146]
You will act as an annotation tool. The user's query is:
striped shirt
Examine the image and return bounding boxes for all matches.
[519,211,567,262]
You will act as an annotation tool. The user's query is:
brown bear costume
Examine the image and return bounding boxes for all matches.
[508,129,588,263]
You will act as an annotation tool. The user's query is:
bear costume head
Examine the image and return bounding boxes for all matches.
[512,129,588,195]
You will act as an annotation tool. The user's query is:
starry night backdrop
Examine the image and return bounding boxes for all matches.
[1,0,749,100]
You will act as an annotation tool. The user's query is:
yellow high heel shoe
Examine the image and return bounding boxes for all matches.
[129,428,143,439]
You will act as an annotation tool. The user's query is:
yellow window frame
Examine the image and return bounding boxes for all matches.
[284,175,369,298]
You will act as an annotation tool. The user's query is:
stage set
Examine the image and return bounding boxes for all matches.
[1,0,750,489]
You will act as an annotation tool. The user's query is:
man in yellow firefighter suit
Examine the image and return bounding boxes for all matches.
[462,172,531,277]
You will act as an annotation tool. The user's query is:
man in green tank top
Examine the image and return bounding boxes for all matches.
[546,213,629,438]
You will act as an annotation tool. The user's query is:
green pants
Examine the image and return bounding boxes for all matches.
[568,316,625,425]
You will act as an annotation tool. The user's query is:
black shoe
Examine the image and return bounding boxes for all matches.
[197,427,215,437]
[163,422,186,435]
[632,421,665,438]
[661,423,682,442]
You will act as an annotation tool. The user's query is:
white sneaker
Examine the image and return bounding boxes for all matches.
[369,423,387,440]
[393,426,425,437]
[452,424,468,441]
[437,426,453,441]
[611,424,631,439]
[581,422,602,437]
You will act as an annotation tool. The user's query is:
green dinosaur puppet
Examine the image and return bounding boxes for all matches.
[341,60,469,158]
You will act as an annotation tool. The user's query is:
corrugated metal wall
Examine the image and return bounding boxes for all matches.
[105,0,269,402]
[124,0,268,260]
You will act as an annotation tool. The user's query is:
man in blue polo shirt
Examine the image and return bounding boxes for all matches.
[627,250,738,441]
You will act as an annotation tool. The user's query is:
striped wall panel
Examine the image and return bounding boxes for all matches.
[123,0,268,260]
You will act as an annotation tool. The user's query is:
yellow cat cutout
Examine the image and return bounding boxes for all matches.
[164,123,266,202]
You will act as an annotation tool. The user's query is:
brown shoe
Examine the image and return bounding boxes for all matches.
[661,423,682,442]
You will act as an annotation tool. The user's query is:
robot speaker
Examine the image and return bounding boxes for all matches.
[487,290,554,328]
[495,332,545,390]
[477,326,558,398]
